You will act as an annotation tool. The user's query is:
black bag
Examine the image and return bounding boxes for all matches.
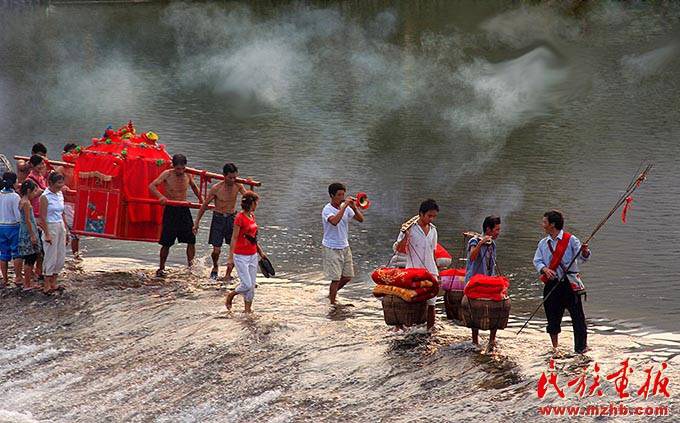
[259,256,275,278]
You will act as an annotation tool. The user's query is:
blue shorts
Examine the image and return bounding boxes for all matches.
[0,224,20,262]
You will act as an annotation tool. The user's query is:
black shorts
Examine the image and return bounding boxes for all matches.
[208,212,235,248]
[159,206,196,247]
[22,253,38,266]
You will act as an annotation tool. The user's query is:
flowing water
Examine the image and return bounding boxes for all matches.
[1,1,679,421]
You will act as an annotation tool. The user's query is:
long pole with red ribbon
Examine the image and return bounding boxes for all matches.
[517,163,653,335]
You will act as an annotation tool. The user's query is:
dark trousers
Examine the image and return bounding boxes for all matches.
[543,278,588,352]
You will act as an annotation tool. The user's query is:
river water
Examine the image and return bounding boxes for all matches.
[1,1,679,421]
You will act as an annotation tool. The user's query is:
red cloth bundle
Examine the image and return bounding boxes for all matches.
[372,267,439,302]
[435,243,451,259]
[371,267,437,285]
[464,275,509,301]
[440,268,466,291]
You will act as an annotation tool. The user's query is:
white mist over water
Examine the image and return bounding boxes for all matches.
[47,54,144,119]
[154,3,598,236]
[445,46,572,142]
[621,43,680,82]
[455,182,526,233]
[162,4,422,121]
[162,3,576,146]
[481,5,581,48]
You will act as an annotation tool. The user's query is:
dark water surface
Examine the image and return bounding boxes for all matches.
[1,1,679,420]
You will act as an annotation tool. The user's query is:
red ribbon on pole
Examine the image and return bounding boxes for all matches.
[621,196,633,223]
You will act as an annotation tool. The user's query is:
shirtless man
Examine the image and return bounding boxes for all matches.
[149,154,202,277]
[193,163,246,280]
[17,143,47,183]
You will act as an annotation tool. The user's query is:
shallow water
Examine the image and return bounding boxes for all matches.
[1,1,680,420]
[0,258,678,422]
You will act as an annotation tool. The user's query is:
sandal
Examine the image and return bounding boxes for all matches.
[209,269,218,280]
[155,269,166,278]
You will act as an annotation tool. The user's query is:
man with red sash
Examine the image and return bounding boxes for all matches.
[533,210,591,354]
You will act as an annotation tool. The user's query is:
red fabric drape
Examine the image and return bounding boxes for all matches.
[464,274,509,301]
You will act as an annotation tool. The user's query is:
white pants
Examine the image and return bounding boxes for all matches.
[42,222,66,276]
[234,253,258,302]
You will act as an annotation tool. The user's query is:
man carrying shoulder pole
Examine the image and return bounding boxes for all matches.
[149,154,203,277]
[394,199,440,330]
[465,215,501,351]
[193,163,246,280]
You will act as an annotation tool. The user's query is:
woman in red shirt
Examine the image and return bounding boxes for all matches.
[225,191,267,313]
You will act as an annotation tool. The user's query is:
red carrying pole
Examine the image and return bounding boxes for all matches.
[125,197,211,210]
[14,156,262,188]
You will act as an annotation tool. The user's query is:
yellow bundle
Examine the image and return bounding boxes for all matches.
[373,285,417,302]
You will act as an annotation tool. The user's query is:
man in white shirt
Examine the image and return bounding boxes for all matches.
[322,182,364,305]
[394,199,440,330]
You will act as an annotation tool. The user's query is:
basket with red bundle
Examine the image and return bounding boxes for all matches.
[371,267,439,326]
[440,268,466,322]
[460,274,511,330]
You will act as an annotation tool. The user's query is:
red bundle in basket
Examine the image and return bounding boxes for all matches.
[463,275,509,301]
[439,268,466,291]
[371,267,438,288]
[371,267,439,302]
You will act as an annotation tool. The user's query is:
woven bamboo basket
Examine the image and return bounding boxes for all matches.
[460,295,511,330]
[381,295,427,326]
[444,290,464,322]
